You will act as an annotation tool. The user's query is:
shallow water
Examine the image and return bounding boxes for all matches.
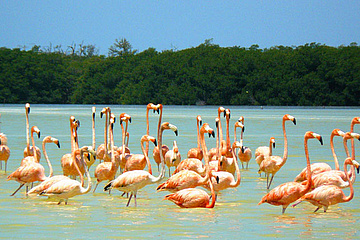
[0,104,359,239]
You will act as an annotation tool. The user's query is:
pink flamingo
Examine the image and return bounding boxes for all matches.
[350,117,360,160]
[153,104,170,171]
[292,157,357,212]
[0,114,10,172]
[20,126,41,166]
[96,107,111,162]
[203,140,242,198]
[235,118,252,169]
[157,123,215,193]
[118,113,132,173]
[23,103,41,162]
[8,135,60,196]
[144,103,160,156]
[294,129,347,182]
[258,114,296,189]
[258,131,323,214]
[310,131,360,189]
[208,107,226,161]
[165,140,181,177]
[39,146,94,204]
[187,115,203,160]
[93,116,121,192]
[104,122,178,207]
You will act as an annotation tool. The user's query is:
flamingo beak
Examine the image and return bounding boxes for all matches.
[56,142,61,148]
[216,176,220,184]
[293,118,297,125]
[319,136,323,145]
[37,132,41,139]
[129,117,132,123]
[174,130,178,136]
[273,142,276,148]
[242,126,245,133]
[241,146,245,153]
[153,139,157,147]
[100,112,103,118]
[200,120,202,126]
[28,107,30,114]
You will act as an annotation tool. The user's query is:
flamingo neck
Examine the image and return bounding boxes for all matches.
[141,139,152,175]
[343,138,351,158]
[74,150,84,186]
[31,130,38,160]
[199,128,210,184]
[26,111,30,153]
[104,112,108,155]
[330,132,340,170]
[231,145,241,188]
[343,161,354,202]
[226,116,231,151]
[42,141,53,178]
[121,122,126,159]
[197,119,201,150]
[351,122,355,160]
[92,111,96,149]
[155,126,166,181]
[206,178,216,208]
[279,118,289,168]
[303,137,312,193]
[269,140,273,156]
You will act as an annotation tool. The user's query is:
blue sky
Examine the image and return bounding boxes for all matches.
[1,1,359,55]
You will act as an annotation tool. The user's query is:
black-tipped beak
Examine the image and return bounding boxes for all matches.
[273,142,276,148]
[174,130,178,136]
[37,132,41,139]
[156,109,160,114]
[153,139,157,147]
[209,131,215,138]
[199,120,202,126]
[111,123,114,129]
[28,108,31,114]
[77,120,81,127]
[293,118,297,125]
[319,136,323,145]
[216,176,220,184]
[129,117,132,123]
[215,121,218,128]
[92,113,95,119]
[357,166,359,174]
[100,112,103,118]
[241,146,245,153]
[56,142,61,148]
[229,113,231,119]
[242,126,245,133]
[120,119,123,125]
[223,112,226,118]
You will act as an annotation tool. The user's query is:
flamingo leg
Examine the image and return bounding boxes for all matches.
[314,207,320,213]
[58,199,62,205]
[10,183,25,196]
[93,182,99,193]
[241,162,244,169]
[5,161,7,173]
[266,174,269,189]
[282,206,287,214]
[267,175,275,189]
[168,168,171,177]
[246,162,249,170]
[126,193,133,207]
[134,194,137,207]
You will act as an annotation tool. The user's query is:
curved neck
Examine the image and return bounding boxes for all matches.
[351,122,356,160]
[70,121,75,153]
[343,138,351,158]
[141,139,152,175]
[197,119,201,149]
[231,145,241,188]
[330,132,340,170]
[280,118,289,167]
[73,150,84,186]
[343,162,354,202]
[225,115,231,151]
[31,130,38,160]
[206,177,216,208]
[104,112,108,154]
[81,151,92,194]
[218,112,223,144]
[302,137,312,193]
[269,140,273,156]
[121,122,126,159]
[146,107,150,155]
[154,126,166,181]
[199,128,210,184]
[42,141,53,178]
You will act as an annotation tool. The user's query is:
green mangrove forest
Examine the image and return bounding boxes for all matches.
[0,40,359,106]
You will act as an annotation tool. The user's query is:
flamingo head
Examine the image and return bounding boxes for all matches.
[284,114,296,125]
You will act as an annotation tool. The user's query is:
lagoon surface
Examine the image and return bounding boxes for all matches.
[0,104,359,239]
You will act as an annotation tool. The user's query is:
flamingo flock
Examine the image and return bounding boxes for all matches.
[1,103,360,213]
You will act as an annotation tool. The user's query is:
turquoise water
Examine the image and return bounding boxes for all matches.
[0,104,359,239]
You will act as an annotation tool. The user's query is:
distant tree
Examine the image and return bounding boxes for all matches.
[108,38,137,57]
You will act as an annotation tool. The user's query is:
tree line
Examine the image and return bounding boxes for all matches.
[0,39,359,106]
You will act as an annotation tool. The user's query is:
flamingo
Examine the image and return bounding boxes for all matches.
[23,103,41,162]
[165,140,181,177]
[310,132,360,189]
[163,123,217,208]
[258,114,296,189]
[93,116,121,192]
[156,123,215,193]
[208,107,225,161]
[203,140,242,198]
[118,113,132,173]
[153,104,170,171]
[294,128,346,182]
[20,126,41,166]
[123,134,157,173]
[235,118,252,169]
[163,177,216,208]
[144,103,160,156]
[187,115,203,160]
[292,157,357,212]
[8,135,60,196]
[39,146,94,204]
[258,131,323,214]
[96,107,111,162]
[104,122,178,207]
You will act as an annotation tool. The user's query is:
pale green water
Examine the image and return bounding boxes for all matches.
[0,104,359,239]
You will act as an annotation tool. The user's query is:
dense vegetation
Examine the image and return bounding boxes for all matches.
[1,40,359,106]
